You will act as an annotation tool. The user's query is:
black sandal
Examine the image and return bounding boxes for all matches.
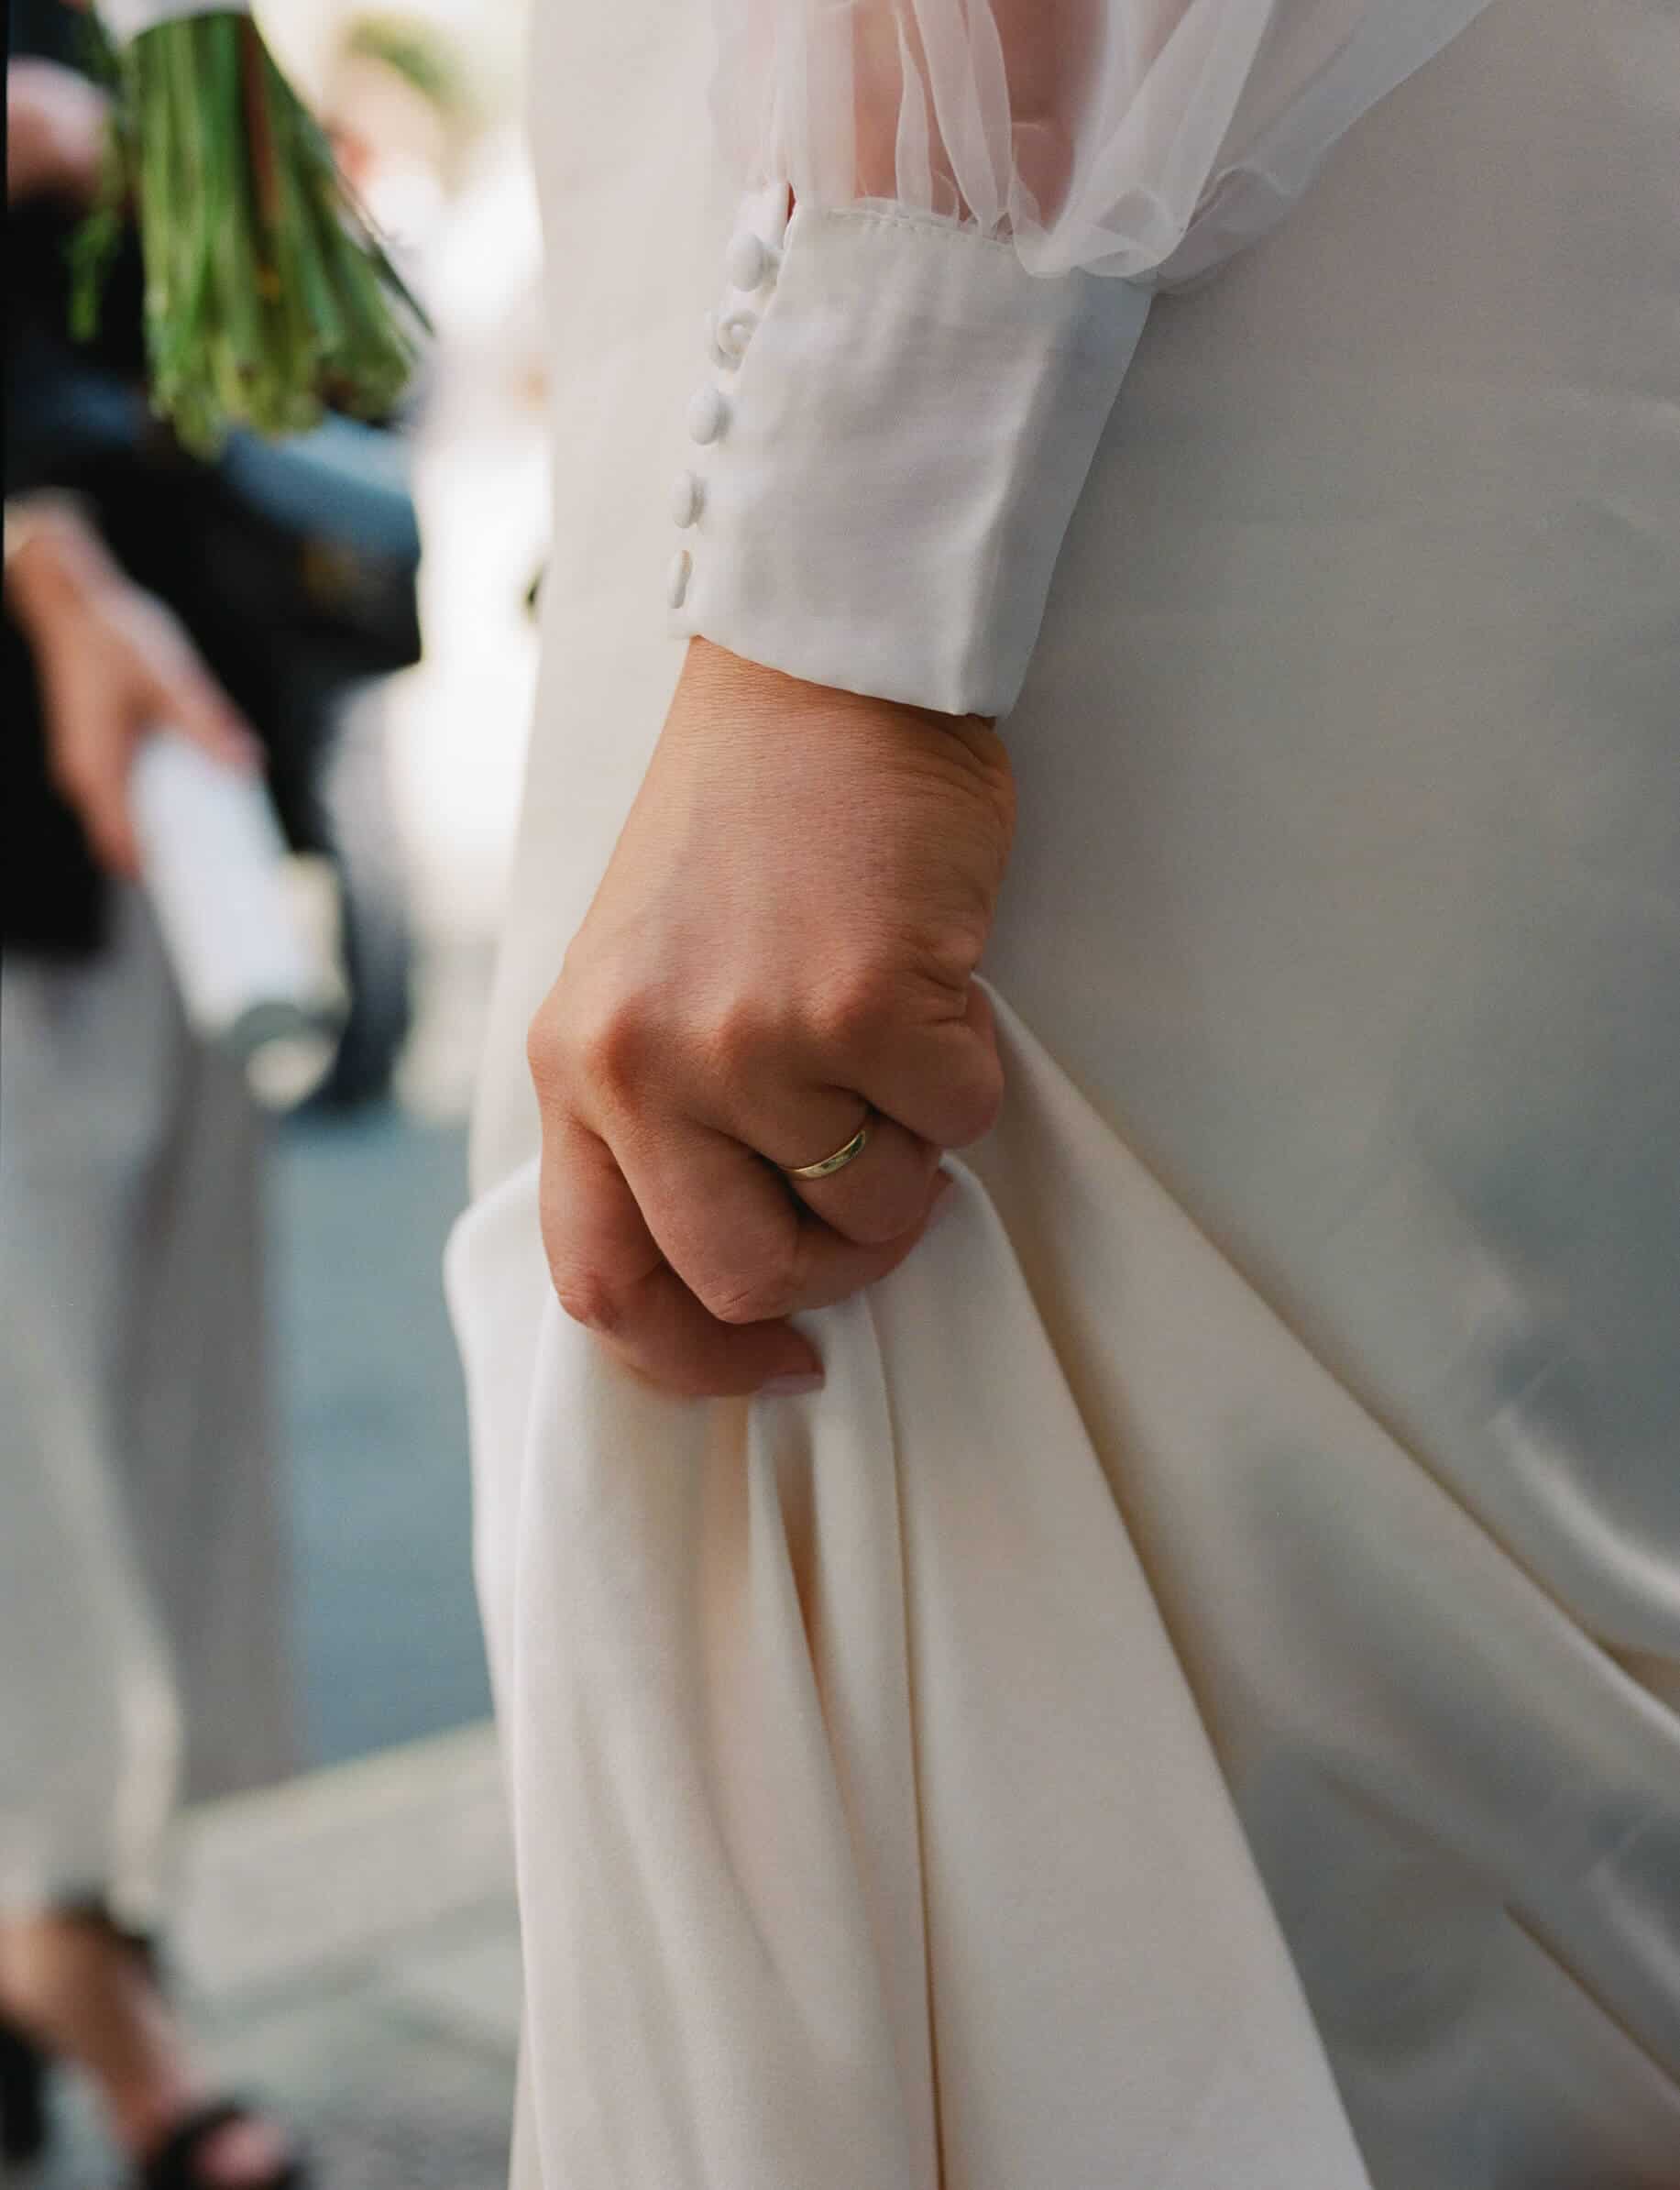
[0,1909,305,2189]
[139,2098,307,2190]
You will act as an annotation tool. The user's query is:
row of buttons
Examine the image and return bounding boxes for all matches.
[665,227,781,612]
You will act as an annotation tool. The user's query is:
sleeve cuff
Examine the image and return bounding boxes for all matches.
[668,202,1151,720]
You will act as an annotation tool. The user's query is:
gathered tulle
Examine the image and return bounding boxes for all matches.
[713,0,1494,283]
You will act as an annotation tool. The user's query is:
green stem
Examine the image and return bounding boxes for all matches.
[70,10,425,449]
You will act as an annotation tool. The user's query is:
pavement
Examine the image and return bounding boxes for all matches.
[272,1105,493,1767]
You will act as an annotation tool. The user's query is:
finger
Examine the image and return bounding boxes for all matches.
[540,1112,823,1397]
[853,981,1005,1150]
[59,745,140,877]
[697,1075,939,1245]
[84,798,139,877]
[618,1119,951,1326]
[782,1108,941,1246]
[145,648,262,771]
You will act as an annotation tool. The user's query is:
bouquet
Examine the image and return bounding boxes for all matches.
[72,0,427,452]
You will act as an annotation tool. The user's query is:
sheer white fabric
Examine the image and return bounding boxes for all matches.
[715,0,1493,283]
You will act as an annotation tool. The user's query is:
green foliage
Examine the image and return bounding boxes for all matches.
[71,11,428,454]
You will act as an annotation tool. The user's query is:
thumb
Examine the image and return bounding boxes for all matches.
[57,709,142,878]
[145,655,263,774]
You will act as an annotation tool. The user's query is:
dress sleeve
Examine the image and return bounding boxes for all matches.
[671,0,1492,716]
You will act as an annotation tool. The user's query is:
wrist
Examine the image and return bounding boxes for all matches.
[685,636,1010,779]
[675,634,1016,880]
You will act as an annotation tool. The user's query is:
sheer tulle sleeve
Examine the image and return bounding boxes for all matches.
[715,0,1490,285]
[671,1,1493,714]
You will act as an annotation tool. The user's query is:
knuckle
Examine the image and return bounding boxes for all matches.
[550,1262,626,1337]
[699,995,772,1077]
[524,999,566,1095]
[944,1051,1005,1146]
[902,910,989,989]
[809,958,897,1054]
[576,991,653,1097]
[702,1257,795,1327]
[528,977,651,1104]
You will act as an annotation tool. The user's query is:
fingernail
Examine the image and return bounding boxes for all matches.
[762,1371,824,1397]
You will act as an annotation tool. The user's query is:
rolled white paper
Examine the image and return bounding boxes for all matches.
[131,731,335,1103]
[98,0,250,45]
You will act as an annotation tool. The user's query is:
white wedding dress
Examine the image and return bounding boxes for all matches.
[448,2,1680,2184]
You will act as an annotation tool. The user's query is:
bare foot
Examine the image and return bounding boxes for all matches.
[0,1913,292,2185]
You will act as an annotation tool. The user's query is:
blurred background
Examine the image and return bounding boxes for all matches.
[258,0,543,1771]
[5,1,544,2180]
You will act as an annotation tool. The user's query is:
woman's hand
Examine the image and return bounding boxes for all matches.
[528,637,1016,1397]
[6,499,260,875]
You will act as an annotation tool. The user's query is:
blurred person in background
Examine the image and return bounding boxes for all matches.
[449,0,1680,2184]
[2,16,305,2186]
[324,9,545,1113]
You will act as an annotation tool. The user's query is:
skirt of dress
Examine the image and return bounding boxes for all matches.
[449,0,1680,2182]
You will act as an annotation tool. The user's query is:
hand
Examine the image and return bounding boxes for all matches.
[6,500,260,875]
[528,638,1016,1397]
[5,60,108,205]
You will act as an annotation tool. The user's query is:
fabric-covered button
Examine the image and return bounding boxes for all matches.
[670,471,703,527]
[666,549,692,610]
[704,309,736,370]
[687,386,728,445]
[715,307,757,361]
[727,233,774,292]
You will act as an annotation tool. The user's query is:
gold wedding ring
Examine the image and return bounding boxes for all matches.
[781,1109,873,1182]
